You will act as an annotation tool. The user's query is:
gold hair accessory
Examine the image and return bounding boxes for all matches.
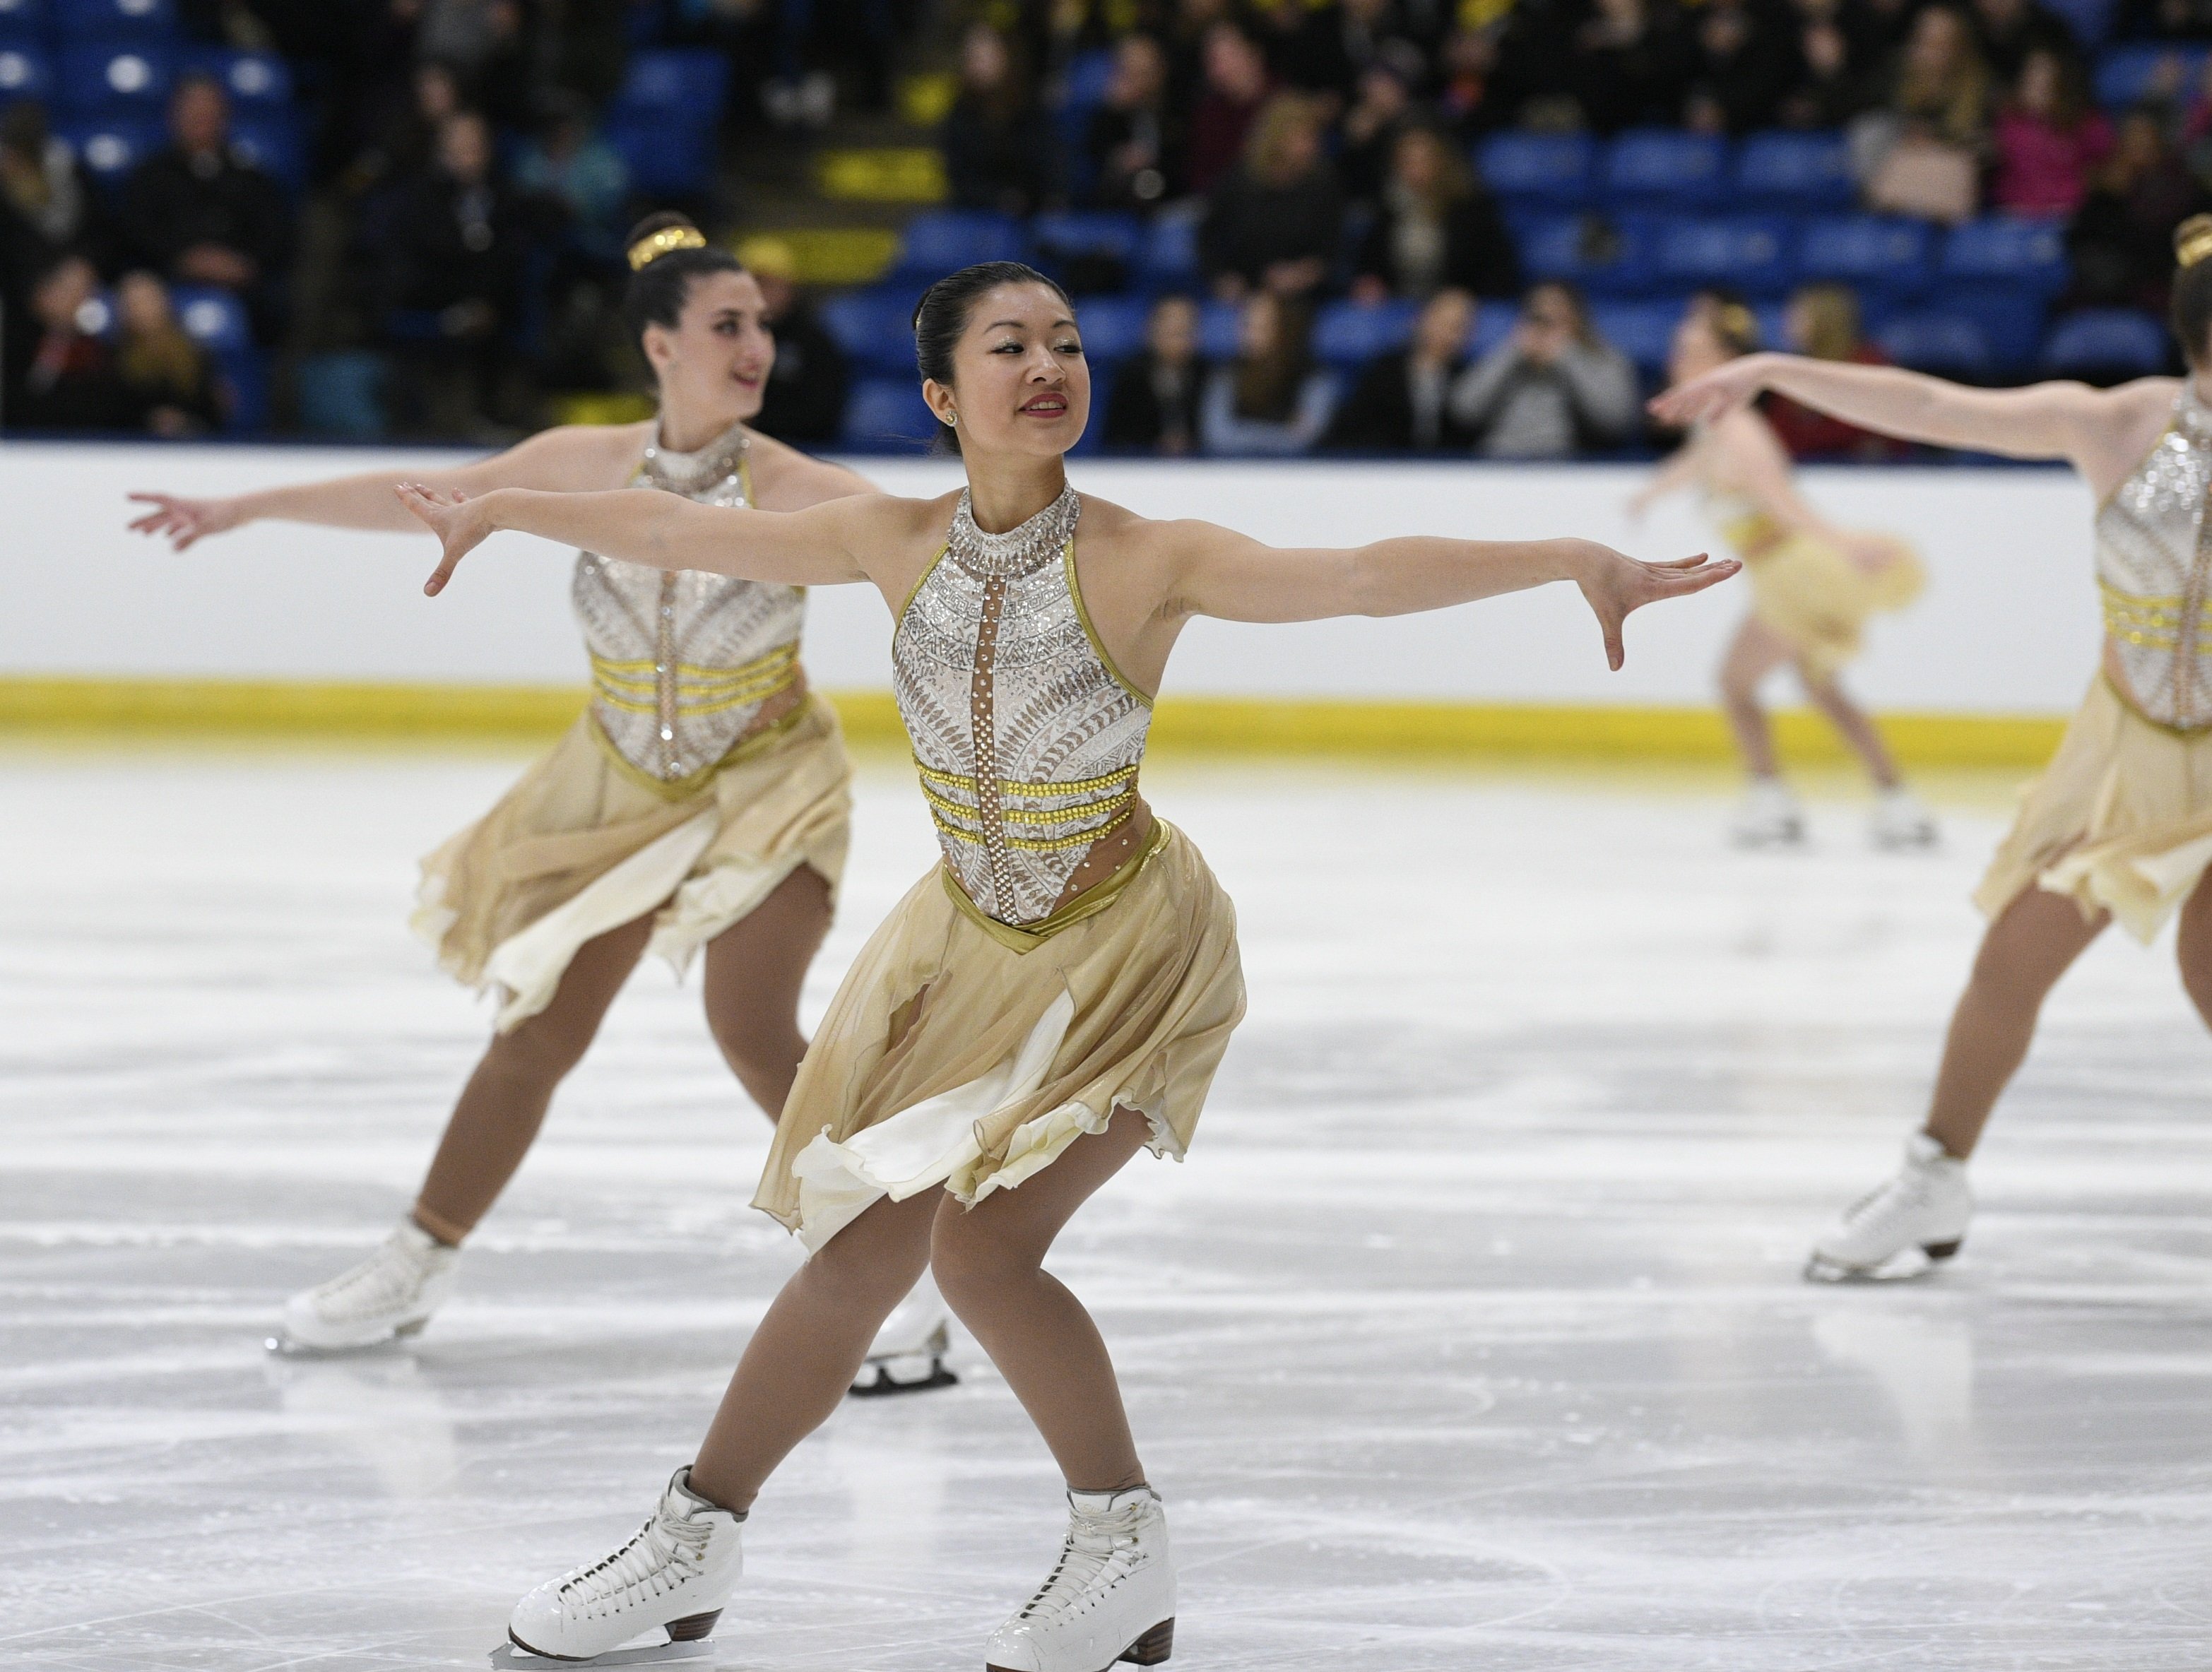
[1717,301,1758,347]
[2177,216,2212,271]
[628,225,709,271]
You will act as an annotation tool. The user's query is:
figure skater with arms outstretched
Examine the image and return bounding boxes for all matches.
[400,259,1735,1671]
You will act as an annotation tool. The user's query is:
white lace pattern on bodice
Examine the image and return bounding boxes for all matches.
[2099,387,2212,731]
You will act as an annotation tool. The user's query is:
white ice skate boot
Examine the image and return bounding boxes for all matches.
[1731,778,1805,848]
[850,1271,958,1397]
[984,1486,1176,1672]
[276,1219,459,1353]
[1805,1133,1973,1282]
[499,1468,744,1667]
[1871,785,1939,850]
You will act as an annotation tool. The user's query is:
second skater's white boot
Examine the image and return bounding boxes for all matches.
[276,1219,459,1352]
[502,1468,745,1666]
[1806,1133,1973,1282]
[1732,777,1806,848]
[850,1270,958,1397]
[984,1486,1176,1672]
[1871,785,1939,850]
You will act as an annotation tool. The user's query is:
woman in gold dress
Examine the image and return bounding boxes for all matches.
[398,259,1735,1671]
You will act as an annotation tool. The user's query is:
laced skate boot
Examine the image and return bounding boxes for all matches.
[501,1469,744,1667]
[1806,1133,1973,1282]
[275,1219,459,1353]
[1871,785,1939,850]
[850,1271,958,1397]
[984,1486,1175,1672]
[1731,778,1805,848]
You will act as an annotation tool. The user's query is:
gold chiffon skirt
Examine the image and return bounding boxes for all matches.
[754,822,1246,1251]
[1744,533,1925,679]
[412,694,852,1030]
[1976,676,2212,942]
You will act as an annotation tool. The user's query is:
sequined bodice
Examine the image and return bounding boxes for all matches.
[571,421,805,785]
[894,485,1152,926]
[2098,388,2212,732]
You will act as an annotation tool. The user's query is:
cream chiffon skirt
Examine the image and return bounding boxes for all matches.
[412,694,852,1030]
[754,822,1246,1252]
[1976,676,2212,942]
[1745,532,1925,680]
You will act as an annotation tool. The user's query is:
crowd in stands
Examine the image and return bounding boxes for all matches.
[5,0,2212,452]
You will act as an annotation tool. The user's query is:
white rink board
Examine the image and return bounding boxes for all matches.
[0,441,2098,715]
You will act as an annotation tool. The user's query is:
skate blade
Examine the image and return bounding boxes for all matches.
[490,1640,713,1668]
[1803,1246,1939,1285]
[264,1320,426,1359]
[848,1354,959,1399]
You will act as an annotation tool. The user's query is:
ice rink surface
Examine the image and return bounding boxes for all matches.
[4,743,2211,1671]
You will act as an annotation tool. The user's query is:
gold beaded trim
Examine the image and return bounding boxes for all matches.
[591,644,799,715]
[628,225,709,270]
[913,759,1139,797]
[919,781,1134,827]
[930,806,1134,853]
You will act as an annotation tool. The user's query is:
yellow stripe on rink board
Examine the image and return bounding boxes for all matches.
[0,677,2066,768]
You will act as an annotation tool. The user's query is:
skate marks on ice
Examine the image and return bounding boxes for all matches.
[4,752,2212,1668]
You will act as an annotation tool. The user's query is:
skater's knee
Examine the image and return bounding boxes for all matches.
[704,1007,803,1100]
[928,1219,1039,1319]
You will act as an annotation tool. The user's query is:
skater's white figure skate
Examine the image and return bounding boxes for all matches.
[498,1469,744,1667]
[275,1219,459,1353]
[1870,785,1939,850]
[1732,778,1805,848]
[850,1270,958,1397]
[984,1486,1176,1672]
[1806,1133,1973,1281]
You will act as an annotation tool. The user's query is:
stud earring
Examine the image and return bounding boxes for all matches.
[945,412,958,426]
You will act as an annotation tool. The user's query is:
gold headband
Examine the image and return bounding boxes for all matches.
[628,226,709,271]
[2179,220,2212,271]
[1716,302,1758,346]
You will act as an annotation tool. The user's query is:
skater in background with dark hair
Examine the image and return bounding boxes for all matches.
[400,257,1733,1671]
[1655,215,2212,1283]
[125,212,957,1393]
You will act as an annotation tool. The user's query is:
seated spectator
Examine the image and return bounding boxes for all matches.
[1775,0,1875,129]
[114,271,223,437]
[514,95,632,268]
[1351,125,1520,303]
[1085,34,1184,209]
[1199,94,1344,303]
[1104,294,1208,453]
[117,76,292,343]
[1855,5,1992,223]
[1685,0,1795,132]
[1338,63,1415,206]
[345,60,466,200]
[1969,0,2080,87]
[1200,292,1335,453]
[942,22,1060,217]
[1188,24,1274,194]
[1435,26,1510,138]
[1324,287,1479,452]
[1568,0,1694,134]
[740,236,851,445]
[1448,281,1638,458]
[1,104,87,298]
[415,0,533,126]
[1991,49,2110,216]
[10,255,135,430]
[2069,107,2210,313]
[1763,285,1905,460]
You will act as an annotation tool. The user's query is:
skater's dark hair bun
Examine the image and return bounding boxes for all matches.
[622,212,747,353]
[2172,215,2212,368]
[910,261,1076,453]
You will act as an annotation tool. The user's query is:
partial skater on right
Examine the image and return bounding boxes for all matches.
[1655,216,2212,1283]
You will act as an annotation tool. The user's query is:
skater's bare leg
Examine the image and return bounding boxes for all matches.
[1719,616,1792,778]
[1923,884,2106,1160]
[410,912,654,1245]
[1799,665,1902,790]
[699,865,832,1122]
[930,1106,1157,1493]
[2174,869,2212,1028]
[687,1189,938,1510]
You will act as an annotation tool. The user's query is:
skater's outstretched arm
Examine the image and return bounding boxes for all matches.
[1650,354,2175,497]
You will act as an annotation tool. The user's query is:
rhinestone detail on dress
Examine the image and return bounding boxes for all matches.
[2099,387,2212,731]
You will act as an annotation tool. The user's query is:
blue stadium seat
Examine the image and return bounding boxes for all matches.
[51,0,174,38]
[1603,129,1727,206]
[2045,0,2115,46]
[612,48,729,124]
[56,42,171,109]
[1733,131,1853,211]
[1068,293,1149,363]
[1197,299,1241,360]
[1753,300,1790,351]
[1796,215,1935,298]
[1944,284,2048,369]
[1652,215,1796,296]
[1477,132,1597,208]
[56,112,159,182]
[1513,212,1653,295]
[892,209,1028,281]
[1875,311,1995,379]
[0,42,50,100]
[2095,44,2206,109]
[0,0,45,40]
[1140,213,1199,288]
[1469,300,1515,359]
[1939,215,2069,293]
[2042,307,2170,379]
[604,117,714,196]
[1032,209,1142,291]
[818,285,918,376]
[842,377,939,446]
[1313,297,1421,367]
[182,48,291,105]
[227,109,300,186]
[1061,47,1115,113]
[172,283,248,350]
[1590,299,1684,379]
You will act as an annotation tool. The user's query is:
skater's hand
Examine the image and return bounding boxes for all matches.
[1648,354,1772,429]
[1573,544,1739,671]
[127,492,244,551]
[398,482,495,595]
